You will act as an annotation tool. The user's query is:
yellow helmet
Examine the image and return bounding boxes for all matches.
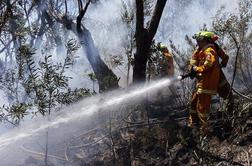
[192,31,219,41]
[157,43,169,52]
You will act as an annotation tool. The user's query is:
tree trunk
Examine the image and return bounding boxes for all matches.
[133,44,150,82]
[61,18,119,92]
[133,0,167,83]
[78,27,119,91]
[57,1,119,92]
[74,1,119,91]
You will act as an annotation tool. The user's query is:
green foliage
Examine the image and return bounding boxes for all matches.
[100,75,119,92]
[57,88,91,105]
[20,45,72,115]
[88,72,97,81]
[0,69,20,102]
[0,103,30,125]
[105,54,124,69]
[0,39,92,123]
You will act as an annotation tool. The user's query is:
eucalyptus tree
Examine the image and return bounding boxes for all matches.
[133,0,167,82]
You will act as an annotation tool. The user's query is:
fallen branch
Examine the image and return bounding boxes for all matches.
[21,145,69,162]
[195,147,244,166]
[69,134,109,149]
[64,144,70,162]
[120,121,165,130]
[73,127,101,139]
[232,88,252,101]
[123,118,158,125]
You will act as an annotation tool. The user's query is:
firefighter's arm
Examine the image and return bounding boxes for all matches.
[190,51,198,66]
[218,48,229,68]
[189,51,198,72]
[194,48,217,73]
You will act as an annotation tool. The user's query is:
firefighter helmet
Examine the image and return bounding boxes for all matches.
[192,31,219,42]
[157,43,169,53]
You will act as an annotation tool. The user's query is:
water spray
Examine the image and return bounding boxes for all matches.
[0,77,180,150]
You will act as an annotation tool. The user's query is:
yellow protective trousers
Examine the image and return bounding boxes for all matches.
[189,92,212,131]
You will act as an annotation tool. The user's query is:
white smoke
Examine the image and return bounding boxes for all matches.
[156,0,240,46]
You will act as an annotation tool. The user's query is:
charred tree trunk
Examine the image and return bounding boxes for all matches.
[61,0,118,92]
[78,27,119,91]
[133,35,151,81]
[133,0,167,83]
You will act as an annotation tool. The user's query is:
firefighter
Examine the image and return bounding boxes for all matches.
[157,44,174,77]
[155,43,176,104]
[189,31,224,134]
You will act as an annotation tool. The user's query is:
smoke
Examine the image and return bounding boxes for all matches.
[86,0,126,57]
[0,90,8,105]
[84,0,240,51]
[156,0,240,46]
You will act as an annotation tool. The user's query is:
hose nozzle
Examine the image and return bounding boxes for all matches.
[177,75,183,80]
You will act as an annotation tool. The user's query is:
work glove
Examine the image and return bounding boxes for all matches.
[189,66,197,79]
[220,62,227,68]
[192,66,197,72]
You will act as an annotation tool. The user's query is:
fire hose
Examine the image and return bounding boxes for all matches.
[179,67,197,80]
[179,69,252,101]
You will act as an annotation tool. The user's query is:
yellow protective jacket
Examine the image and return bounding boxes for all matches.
[190,44,220,95]
[163,51,174,76]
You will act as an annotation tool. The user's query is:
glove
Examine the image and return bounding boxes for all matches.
[220,62,227,68]
[192,66,197,71]
[189,66,197,79]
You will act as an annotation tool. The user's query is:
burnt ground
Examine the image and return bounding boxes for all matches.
[20,89,252,166]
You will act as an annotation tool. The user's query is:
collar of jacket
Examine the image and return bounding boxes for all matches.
[197,43,215,53]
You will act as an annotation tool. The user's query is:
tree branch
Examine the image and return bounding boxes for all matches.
[77,0,91,33]
[77,0,83,13]
[135,0,144,44]
[64,0,67,15]
[21,145,69,162]
[147,0,167,41]
[228,32,240,98]
[0,39,12,54]
[232,88,252,101]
